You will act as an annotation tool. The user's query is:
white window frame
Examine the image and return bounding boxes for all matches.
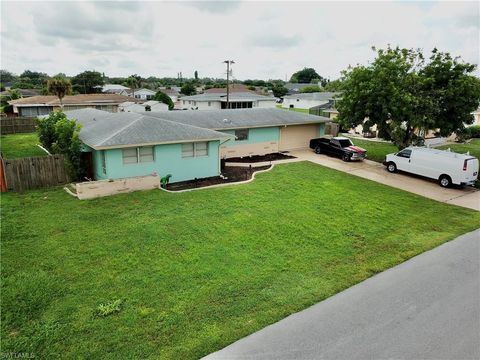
[122,146,155,164]
[181,142,208,158]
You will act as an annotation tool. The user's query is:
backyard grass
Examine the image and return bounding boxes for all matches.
[276,104,310,113]
[346,137,398,163]
[1,161,479,359]
[0,133,47,159]
[438,138,480,161]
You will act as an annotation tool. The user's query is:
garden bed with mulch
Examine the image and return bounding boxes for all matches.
[226,152,296,163]
[165,165,271,191]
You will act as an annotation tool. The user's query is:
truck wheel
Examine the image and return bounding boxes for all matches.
[439,175,451,188]
[315,146,321,154]
[342,153,350,162]
[386,162,397,173]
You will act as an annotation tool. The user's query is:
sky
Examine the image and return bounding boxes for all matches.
[1,0,479,80]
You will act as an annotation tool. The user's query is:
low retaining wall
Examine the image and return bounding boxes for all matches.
[76,175,159,200]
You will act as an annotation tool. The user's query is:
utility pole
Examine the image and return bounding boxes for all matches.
[223,60,234,109]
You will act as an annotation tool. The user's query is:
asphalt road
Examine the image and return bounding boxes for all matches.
[204,229,480,360]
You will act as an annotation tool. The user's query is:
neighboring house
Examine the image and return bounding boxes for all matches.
[119,100,168,112]
[284,82,322,95]
[282,92,341,110]
[0,89,39,98]
[180,92,277,110]
[120,88,156,100]
[9,94,134,116]
[100,84,130,94]
[66,108,330,183]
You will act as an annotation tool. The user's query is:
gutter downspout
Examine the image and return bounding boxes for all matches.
[218,138,232,175]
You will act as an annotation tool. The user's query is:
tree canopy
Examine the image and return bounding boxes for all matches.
[300,85,322,93]
[290,68,326,85]
[337,46,480,148]
[180,82,196,96]
[153,91,174,110]
[71,71,104,94]
[272,84,288,98]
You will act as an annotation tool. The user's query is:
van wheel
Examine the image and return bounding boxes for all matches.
[387,162,397,173]
[315,146,321,154]
[439,175,452,188]
[342,153,350,162]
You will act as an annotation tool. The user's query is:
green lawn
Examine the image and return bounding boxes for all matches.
[276,104,310,113]
[346,137,398,163]
[2,162,479,359]
[438,138,480,160]
[0,133,47,159]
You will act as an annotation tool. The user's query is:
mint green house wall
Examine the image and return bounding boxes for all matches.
[221,124,325,143]
[220,127,280,147]
[318,123,325,136]
[92,141,220,183]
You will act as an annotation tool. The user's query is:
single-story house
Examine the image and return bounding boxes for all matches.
[180,92,277,110]
[119,100,168,112]
[282,92,341,110]
[99,84,130,94]
[0,88,39,98]
[471,108,480,126]
[65,108,330,183]
[9,94,134,116]
[120,88,156,100]
[284,82,323,95]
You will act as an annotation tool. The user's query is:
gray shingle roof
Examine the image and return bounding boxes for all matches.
[146,108,330,130]
[65,109,233,149]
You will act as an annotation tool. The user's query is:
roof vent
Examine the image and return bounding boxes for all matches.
[223,118,231,123]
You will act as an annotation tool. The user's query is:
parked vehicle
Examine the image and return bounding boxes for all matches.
[383,147,479,187]
[309,137,367,162]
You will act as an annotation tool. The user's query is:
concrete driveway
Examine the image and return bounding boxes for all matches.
[204,229,480,360]
[290,150,480,211]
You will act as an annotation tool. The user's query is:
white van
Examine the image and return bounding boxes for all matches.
[383,147,479,187]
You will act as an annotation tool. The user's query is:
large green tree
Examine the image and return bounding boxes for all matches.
[272,84,288,98]
[180,82,196,96]
[47,76,72,109]
[71,71,104,94]
[153,91,174,110]
[337,46,480,149]
[290,68,325,85]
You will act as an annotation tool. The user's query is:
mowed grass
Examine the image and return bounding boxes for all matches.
[438,138,480,161]
[346,137,398,163]
[0,133,47,159]
[2,162,479,359]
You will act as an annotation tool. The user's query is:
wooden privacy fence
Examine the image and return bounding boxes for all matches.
[2,155,70,192]
[0,117,37,134]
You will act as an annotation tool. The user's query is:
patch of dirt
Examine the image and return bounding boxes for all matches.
[226,152,296,163]
[165,165,271,191]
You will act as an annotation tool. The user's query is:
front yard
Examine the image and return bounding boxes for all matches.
[0,133,47,159]
[2,161,479,359]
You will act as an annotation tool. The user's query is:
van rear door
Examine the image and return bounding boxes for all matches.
[463,157,479,183]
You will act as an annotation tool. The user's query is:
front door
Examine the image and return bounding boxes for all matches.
[394,149,412,171]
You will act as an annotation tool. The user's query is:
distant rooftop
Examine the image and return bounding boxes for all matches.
[284,92,341,101]
[9,94,135,107]
[181,92,275,102]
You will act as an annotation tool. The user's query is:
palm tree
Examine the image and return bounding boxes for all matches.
[125,74,142,100]
[47,76,72,110]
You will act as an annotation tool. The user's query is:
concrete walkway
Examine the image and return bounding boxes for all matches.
[204,229,480,360]
[227,150,480,211]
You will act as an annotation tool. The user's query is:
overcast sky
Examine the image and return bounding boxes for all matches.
[1,1,479,80]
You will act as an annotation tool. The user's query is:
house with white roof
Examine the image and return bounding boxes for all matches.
[282,92,341,111]
[120,88,157,100]
[180,92,277,110]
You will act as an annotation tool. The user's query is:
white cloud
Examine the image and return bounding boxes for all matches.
[1,1,478,79]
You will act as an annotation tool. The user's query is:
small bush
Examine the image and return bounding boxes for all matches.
[95,299,123,317]
[469,125,480,138]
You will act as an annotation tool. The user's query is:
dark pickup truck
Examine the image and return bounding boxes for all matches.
[309,137,367,161]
